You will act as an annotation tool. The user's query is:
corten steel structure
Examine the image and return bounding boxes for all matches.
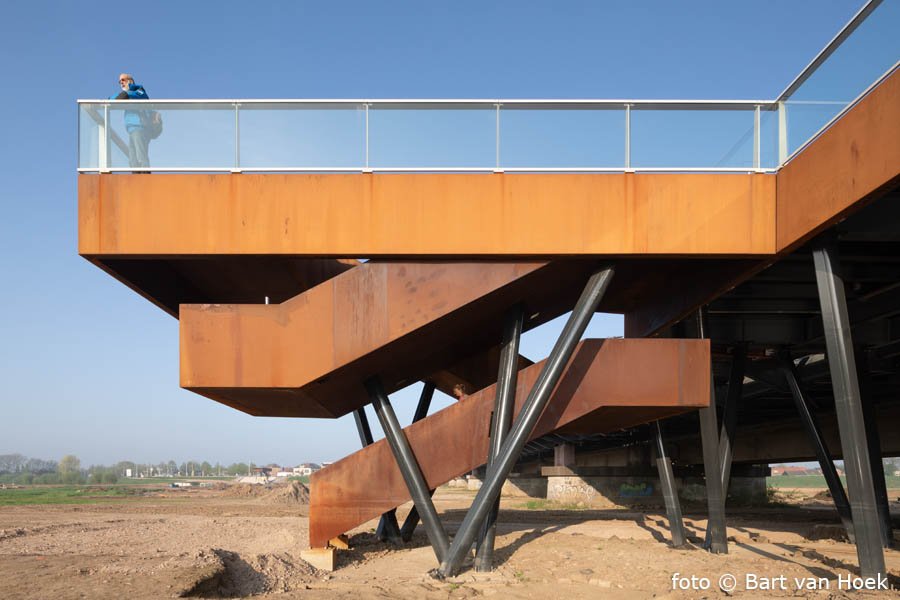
[78,1,899,578]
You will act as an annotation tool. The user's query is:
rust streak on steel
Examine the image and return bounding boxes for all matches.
[308,337,710,548]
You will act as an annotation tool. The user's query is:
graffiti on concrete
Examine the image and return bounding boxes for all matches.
[618,482,654,497]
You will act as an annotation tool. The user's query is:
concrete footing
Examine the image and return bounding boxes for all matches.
[542,466,769,507]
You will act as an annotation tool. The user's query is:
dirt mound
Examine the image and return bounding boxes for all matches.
[263,481,310,505]
[180,549,318,597]
[217,481,310,505]
[217,483,268,498]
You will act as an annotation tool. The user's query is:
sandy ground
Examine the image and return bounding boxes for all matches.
[1,483,898,599]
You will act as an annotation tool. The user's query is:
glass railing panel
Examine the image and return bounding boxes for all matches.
[759,109,779,170]
[239,103,365,168]
[500,107,624,169]
[630,108,758,169]
[368,105,495,168]
[107,102,234,170]
[783,0,900,156]
[78,105,101,170]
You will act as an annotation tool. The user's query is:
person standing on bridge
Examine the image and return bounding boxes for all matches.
[111,73,151,172]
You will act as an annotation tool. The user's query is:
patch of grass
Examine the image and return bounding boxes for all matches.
[513,570,528,583]
[0,486,135,506]
[520,499,585,511]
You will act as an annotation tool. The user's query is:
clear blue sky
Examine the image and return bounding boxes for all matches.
[0,1,868,467]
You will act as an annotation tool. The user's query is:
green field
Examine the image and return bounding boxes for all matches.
[0,486,136,506]
[767,475,900,489]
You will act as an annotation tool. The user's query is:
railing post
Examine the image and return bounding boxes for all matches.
[753,105,761,171]
[233,103,241,173]
[99,104,109,173]
[624,104,632,171]
[777,101,788,166]
[494,102,502,173]
[364,102,372,173]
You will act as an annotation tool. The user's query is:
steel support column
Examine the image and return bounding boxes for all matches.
[780,358,856,542]
[475,304,525,572]
[438,266,615,577]
[718,346,744,495]
[398,381,437,542]
[353,408,403,545]
[703,346,744,548]
[856,351,893,548]
[697,308,728,554]
[653,421,686,547]
[813,246,886,578]
[365,377,450,563]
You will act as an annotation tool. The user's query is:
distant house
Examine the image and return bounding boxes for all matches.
[771,465,813,476]
[293,463,322,477]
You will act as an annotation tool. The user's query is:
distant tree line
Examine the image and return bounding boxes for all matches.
[0,453,258,485]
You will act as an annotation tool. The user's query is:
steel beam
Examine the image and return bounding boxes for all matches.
[365,377,450,563]
[813,245,886,578]
[438,266,615,577]
[353,408,403,545]
[856,351,894,548]
[475,304,525,572]
[697,307,728,554]
[654,421,686,547]
[780,358,856,542]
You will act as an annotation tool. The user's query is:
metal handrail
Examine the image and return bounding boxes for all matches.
[776,0,883,102]
[77,99,775,107]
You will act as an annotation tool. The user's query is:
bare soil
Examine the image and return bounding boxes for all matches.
[1,482,898,599]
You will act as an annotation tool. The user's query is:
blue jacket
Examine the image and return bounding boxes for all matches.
[110,83,150,132]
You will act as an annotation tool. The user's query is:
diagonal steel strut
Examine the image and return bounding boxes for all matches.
[475,304,525,572]
[365,377,450,563]
[438,266,615,577]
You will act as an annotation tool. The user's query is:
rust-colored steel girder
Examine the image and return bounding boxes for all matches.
[308,337,710,548]
[180,260,601,418]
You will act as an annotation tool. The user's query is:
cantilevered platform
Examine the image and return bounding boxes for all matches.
[77,4,899,578]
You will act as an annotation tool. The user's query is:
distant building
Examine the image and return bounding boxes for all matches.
[771,465,813,476]
[293,463,322,476]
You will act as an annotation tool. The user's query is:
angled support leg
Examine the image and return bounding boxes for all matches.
[703,345,744,548]
[438,266,615,577]
[813,245,885,578]
[353,408,403,545]
[398,381,437,542]
[365,377,450,564]
[780,356,856,543]
[475,304,525,572]
[654,420,686,547]
[856,350,893,548]
[718,345,745,495]
[696,307,728,554]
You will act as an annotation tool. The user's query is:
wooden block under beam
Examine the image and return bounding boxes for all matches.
[329,535,350,550]
[300,547,336,572]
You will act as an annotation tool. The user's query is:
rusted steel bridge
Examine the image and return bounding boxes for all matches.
[79,2,898,578]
